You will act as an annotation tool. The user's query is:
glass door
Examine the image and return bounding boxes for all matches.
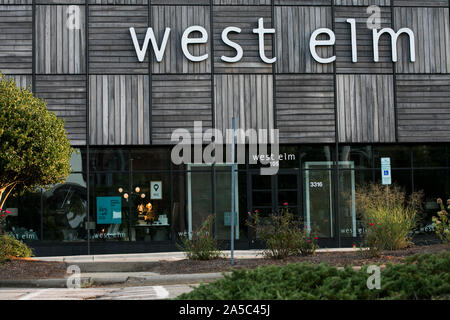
[187,164,239,240]
[304,161,356,239]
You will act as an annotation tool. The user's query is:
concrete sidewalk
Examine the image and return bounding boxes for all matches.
[36,248,357,263]
[0,271,228,288]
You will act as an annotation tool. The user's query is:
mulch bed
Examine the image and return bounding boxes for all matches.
[150,243,450,275]
[0,258,68,280]
[0,244,448,280]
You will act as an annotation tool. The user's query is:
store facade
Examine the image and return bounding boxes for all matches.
[1,0,450,256]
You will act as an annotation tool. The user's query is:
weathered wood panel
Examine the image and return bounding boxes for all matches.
[0,1,31,4]
[397,75,450,142]
[153,0,208,4]
[335,6,393,73]
[214,0,271,5]
[151,5,211,74]
[35,75,87,146]
[394,0,449,7]
[0,5,32,74]
[394,7,450,74]
[36,1,84,4]
[274,1,331,5]
[337,74,396,143]
[213,5,272,73]
[35,5,86,74]
[152,75,212,145]
[276,75,335,144]
[88,1,147,4]
[4,74,32,89]
[335,0,390,5]
[89,75,150,145]
[214,74,274,143]
[275,6,333,73]
[89,5,148,74]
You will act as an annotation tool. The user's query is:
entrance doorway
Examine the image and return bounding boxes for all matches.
[186,164,239,240]
[304,161,356,239]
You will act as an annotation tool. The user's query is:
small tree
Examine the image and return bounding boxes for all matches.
[0,73,72,224]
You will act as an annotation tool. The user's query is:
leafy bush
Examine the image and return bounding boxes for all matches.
[177,251,450,300]
[0,234,33,262]
[433,199,450,243]
[247,205,318,259]
[177,215,222,260]
[355,183,422,256]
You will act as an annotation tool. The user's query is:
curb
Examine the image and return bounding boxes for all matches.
[0,272,227,288]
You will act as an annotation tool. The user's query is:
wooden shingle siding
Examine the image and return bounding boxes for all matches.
[89,75,150,146]
[337,74,395,143]
[335,6,393,73]
[397,75,450,142]
[35,5,86,75]
[153,0,209,5]
[214,74,274,143]
[88,1,148,4]
[213,5,272,74]
[152,75,212,145]
[274,1,331,5]
[4,74,32,89]
[0,1,31,4]
[0,5,32,75]
[36,1,84,4]
[275,6,333,73]
[151,5,210,74]
[89,5,148,74]
[35,75,87,146]
[276,75,335,144]
[394,7,450,74]
[214,0,271,5]
[393,1,449,7]
[334,0,391,5]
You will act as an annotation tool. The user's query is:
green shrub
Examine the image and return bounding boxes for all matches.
[433,199,450,243]
[177,215,222,260]
[0,234,33,261]
[355,184,422,256]
[177,251,450,300]
[247,206,318,259]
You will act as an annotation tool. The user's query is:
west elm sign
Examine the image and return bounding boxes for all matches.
[129,17,416,65]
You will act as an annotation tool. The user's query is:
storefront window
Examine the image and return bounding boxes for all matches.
[131,148,171,171]
[130,173,171,241]
[89,173,130,241]
[340,145,373,169]
[301,145,333,165]
[340,169,373,238]
[172,173,187,241]
[414,169,450,232]
[413,145,448,168]
[43,173,87,241]
[373,145,411,168]
[89,148,129,172]
[3,191,42,242]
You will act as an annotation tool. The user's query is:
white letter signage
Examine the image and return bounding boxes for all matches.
[181,26,209,62]
[252,18,276,64]
[309,28,336,64]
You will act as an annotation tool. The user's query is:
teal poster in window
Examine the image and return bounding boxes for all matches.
[97,197,122,224]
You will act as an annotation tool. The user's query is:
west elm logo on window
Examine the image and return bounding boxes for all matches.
[130,7,416,65]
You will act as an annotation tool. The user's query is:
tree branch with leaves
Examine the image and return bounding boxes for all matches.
[0,73,73,229]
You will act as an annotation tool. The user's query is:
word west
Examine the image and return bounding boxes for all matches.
[130,17,416,65]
